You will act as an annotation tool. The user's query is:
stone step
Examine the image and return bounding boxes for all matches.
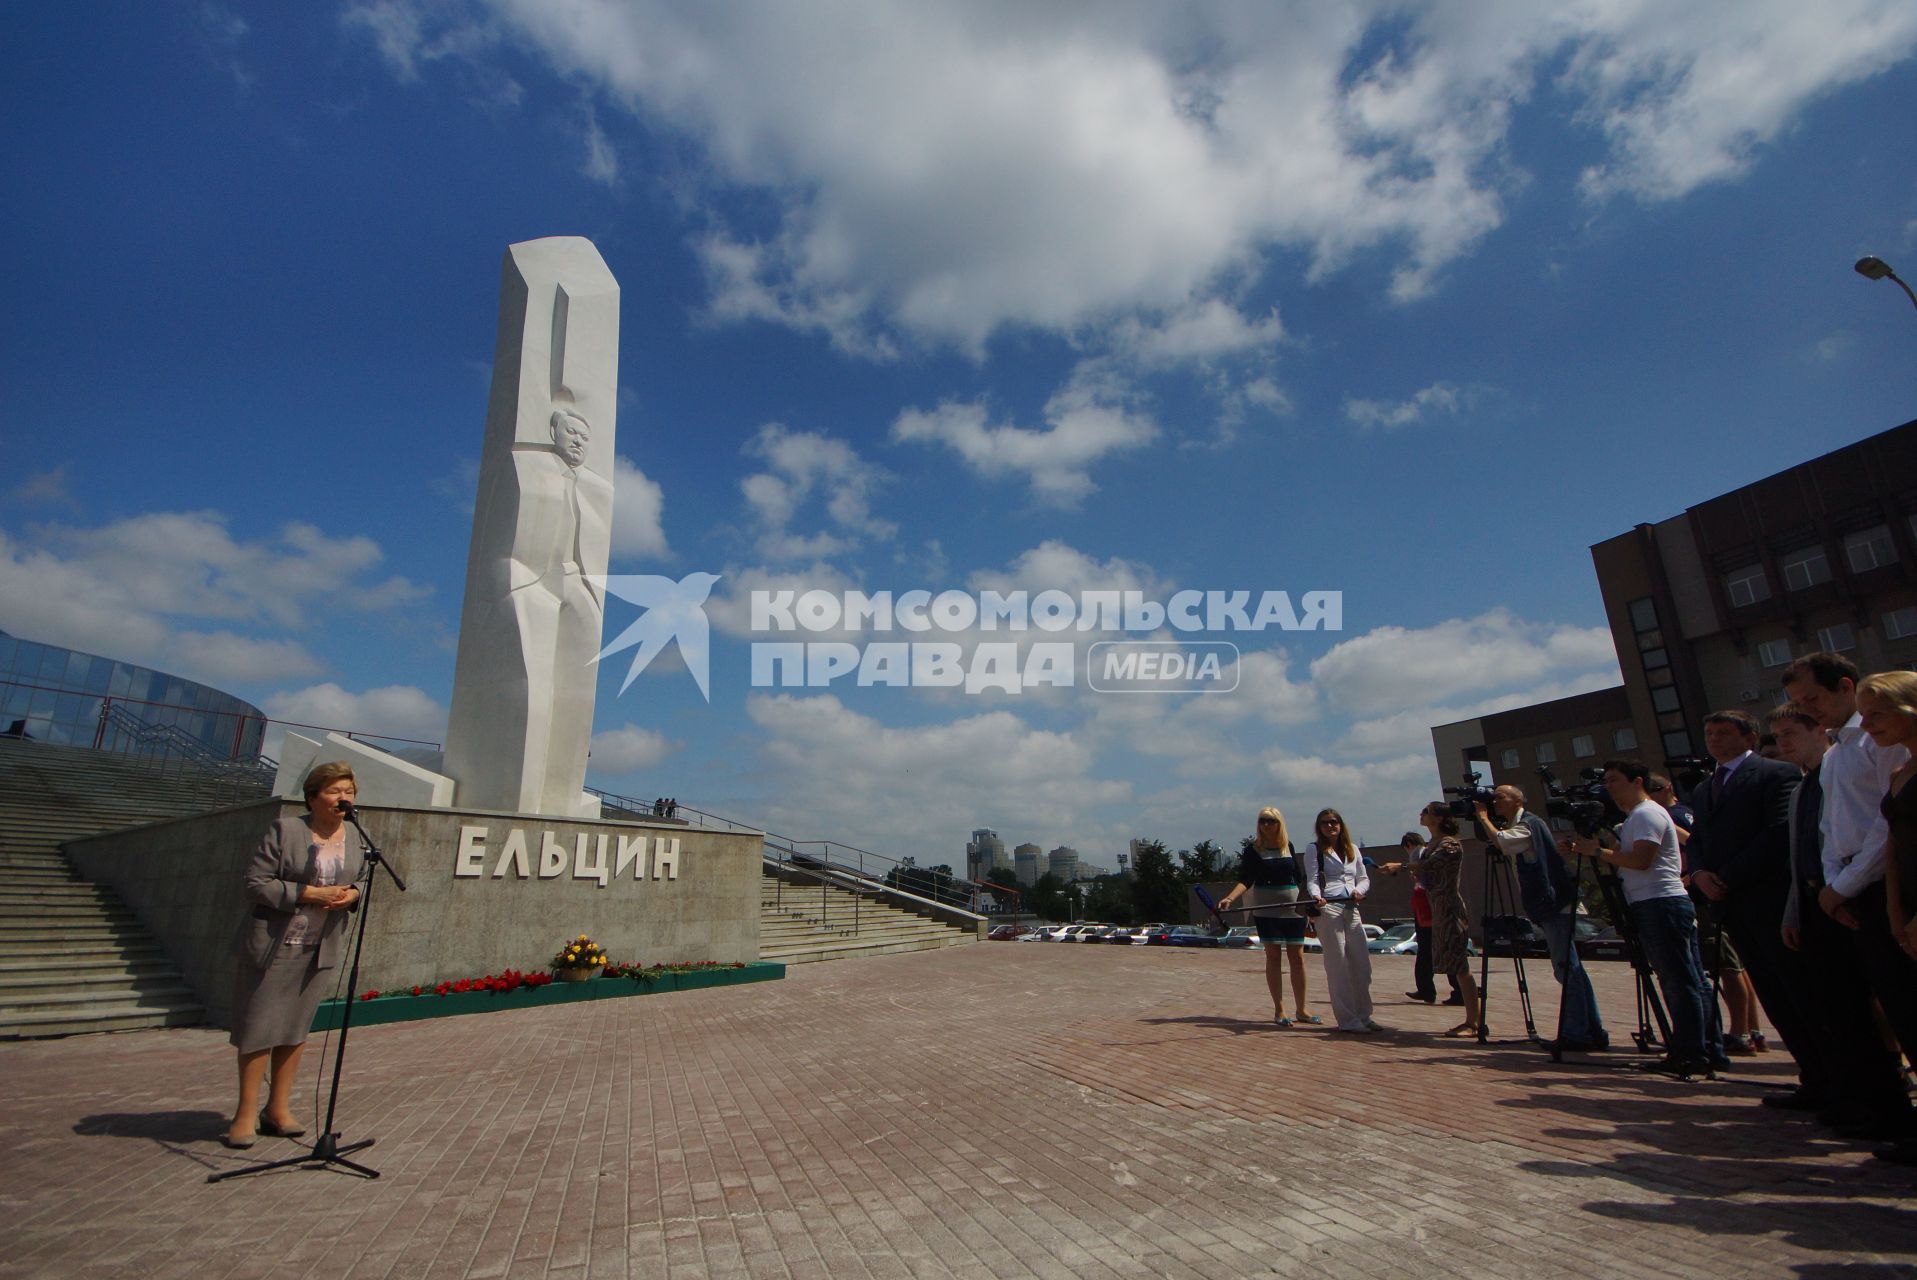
[0,953,169,975]
[0,1002,206,1039]
[0,885,119,904]
[761,933,965,965]
[0,982,200,1017]
[0,902,138,923]
[0,969,191,1002]
[0,922,155,943]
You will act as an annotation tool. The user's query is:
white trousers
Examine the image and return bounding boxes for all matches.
[1316,902,1374,1030]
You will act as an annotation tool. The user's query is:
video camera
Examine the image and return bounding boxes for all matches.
[1537,765,1624,839]
[1439,769,1499,821]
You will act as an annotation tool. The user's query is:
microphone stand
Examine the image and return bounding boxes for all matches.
[210,803,407,1183]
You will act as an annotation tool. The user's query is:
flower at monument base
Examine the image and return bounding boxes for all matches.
[361,990,379,1001]
[552,934,609,970]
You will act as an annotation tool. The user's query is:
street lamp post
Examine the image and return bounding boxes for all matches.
[1855,256,1917,312]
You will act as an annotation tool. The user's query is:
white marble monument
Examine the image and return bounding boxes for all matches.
[441,237,619,817]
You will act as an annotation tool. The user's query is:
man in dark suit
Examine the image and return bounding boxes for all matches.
[1685,709,1822,1092]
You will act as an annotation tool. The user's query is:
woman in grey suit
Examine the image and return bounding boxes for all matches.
[223,762,365,1149]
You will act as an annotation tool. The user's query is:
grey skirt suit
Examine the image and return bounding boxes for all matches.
[228,815,366,1054]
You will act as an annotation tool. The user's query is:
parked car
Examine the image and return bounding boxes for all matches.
[1370,923,1418,954]
[1165,926,1221,947]
[1220,926,1258,949]
[1015,927,1050,941]
[988,924,1024,941]
[1481,915,1548,958]
[1301,923,1383,953]
[1129,923,1170,944]
[1139,925,1178,946]
[1576,918,1631,961]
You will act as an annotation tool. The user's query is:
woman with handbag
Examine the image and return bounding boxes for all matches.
[1304,808,1382,1033]
[1217,807,1320,1026]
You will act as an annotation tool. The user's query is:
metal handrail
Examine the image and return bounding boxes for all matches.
[588,784,998,928]
[89,703,277,807]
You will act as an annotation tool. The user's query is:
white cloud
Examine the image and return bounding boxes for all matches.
[260,682,448,757]
[354,3,1915,353]
[739,424,892,560]
[1342,381,1466,431]
[8,467,73,506]
[610,455,669,560]
[892,381,1158,504]
[589,723,680,775]
[1110,299,1284,368]
[580,107,618,185]
[743,691,1130,856]
[0,515,430,690]
[1309,608,1620,717]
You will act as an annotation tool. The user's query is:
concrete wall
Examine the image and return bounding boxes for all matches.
[67,799,763,1027]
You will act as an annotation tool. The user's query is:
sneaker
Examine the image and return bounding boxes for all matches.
[1362,1019,1384,1032]
[1725,1035,1758,1057]
[1751,1032,1769,1053]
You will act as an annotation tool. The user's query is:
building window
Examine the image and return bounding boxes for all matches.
[1846,525,1898,574]
[1662,730,1694,757]
[1651,686,1682,713]
[1647,665,1675,687]
[1817,623,1856,652]
[1500,748,1520,769]
[1636,627,1663,650]
[1535,742,1557,764]
[1630,598,1658,632]
[1641,647,1669,670]
[1725,566,1770,607]
[1756,638,1793,668]
[1614,727,1639,750]
[1781,548,1833,592]
[1572,734,1595,758]
[1886,606,1917,641]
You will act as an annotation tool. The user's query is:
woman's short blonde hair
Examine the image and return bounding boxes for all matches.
[301,761,357,803]
[1859,671,1917,722]
[1255,806,1289,852]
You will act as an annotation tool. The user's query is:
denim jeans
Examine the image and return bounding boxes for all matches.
[1539,910,1604,1044]
[1628,893,1716,1065]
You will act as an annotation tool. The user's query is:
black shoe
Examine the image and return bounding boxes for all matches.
[1762,1089,1822,1112]
[1442,994,1466,1006]
[1405,991,1436,1003]
[1872,1143,1917,1167]
[1637,1056,1712,1077]
[1547,1037,1602,1053]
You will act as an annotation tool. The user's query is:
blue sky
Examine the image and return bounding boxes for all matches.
[4,1,1916,868]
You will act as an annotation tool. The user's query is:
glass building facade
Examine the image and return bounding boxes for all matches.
[0,631,267,759]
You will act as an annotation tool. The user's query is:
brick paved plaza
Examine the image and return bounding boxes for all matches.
[4,943,1914,1279]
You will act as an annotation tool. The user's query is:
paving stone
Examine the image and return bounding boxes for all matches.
[3,947,1914,1278]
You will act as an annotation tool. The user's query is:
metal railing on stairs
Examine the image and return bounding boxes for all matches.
[91,703,278,809]
[585,786,995,935]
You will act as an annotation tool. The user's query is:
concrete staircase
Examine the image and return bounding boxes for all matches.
[0,739,269,1037]
[759,873,978,964]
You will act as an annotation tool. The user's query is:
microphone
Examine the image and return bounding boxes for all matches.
[338,799,358,819]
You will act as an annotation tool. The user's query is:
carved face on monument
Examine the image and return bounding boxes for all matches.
[550,410,591,468]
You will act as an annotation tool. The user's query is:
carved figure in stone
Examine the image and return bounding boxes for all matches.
[443,238,620,816]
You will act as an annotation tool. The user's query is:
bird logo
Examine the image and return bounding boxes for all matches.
[588,572,722,701]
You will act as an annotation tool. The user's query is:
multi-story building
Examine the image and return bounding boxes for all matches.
[1430,417,1917,808]
[1432,687,1642,816]
[965,828,1007,883]
[1013,842,1041,886]
[1591,417,1917,764]
[1047,845,1079,883]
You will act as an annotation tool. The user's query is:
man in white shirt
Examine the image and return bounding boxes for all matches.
[1567,759,1718,1074]
[1781,653,1917,1161]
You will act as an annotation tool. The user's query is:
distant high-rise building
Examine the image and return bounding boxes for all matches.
[1047,845,1079,882]
[1013,842,1041,886]
[966,828,1007,882]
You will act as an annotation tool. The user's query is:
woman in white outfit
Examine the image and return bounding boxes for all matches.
[1303,808,1381,1033]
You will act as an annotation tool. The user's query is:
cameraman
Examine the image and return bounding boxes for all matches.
[1472,783,1608,1052]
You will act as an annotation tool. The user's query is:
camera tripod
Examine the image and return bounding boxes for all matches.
[1475,849,1543,1051]
[1587,855,1673,1057]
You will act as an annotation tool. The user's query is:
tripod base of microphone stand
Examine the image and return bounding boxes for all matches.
[206,1133,379,1183]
